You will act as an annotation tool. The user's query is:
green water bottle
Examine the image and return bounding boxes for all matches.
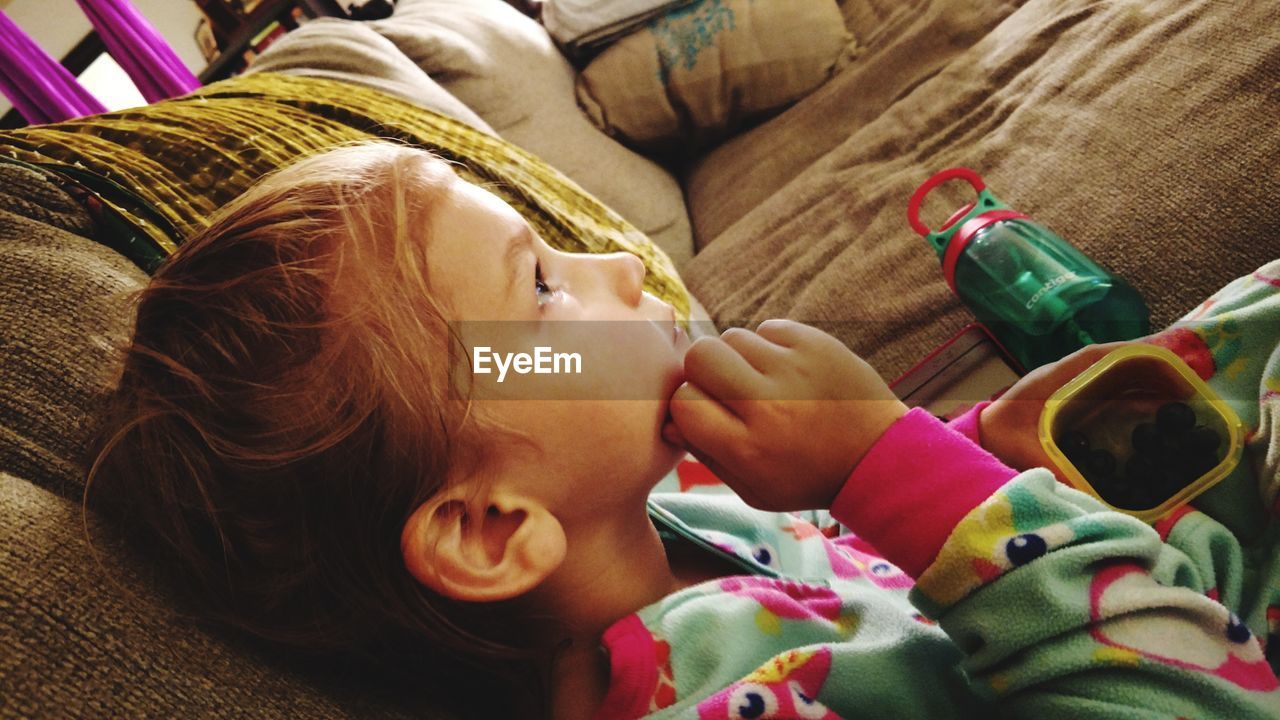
[907,168,1150,370]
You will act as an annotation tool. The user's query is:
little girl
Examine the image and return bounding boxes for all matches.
[86,141,1280,719]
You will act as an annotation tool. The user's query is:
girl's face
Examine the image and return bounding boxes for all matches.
[426,175,691,516]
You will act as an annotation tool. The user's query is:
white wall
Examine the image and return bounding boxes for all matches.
[1,0,205,118]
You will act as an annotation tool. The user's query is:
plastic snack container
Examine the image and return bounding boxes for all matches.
[1038,344,1245,523]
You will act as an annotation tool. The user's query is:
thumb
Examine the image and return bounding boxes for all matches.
[668,382,748,463]
[661,415,687,449]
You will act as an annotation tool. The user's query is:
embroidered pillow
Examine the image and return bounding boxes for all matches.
[575,0,853,154]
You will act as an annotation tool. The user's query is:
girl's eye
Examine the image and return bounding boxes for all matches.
[535,262,556,305]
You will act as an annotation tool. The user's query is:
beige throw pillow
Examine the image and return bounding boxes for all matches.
[576,0,852,154]
[365,0,698,268]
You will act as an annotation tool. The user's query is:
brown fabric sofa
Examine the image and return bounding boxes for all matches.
[2,0,1277,717]
[683,0,1280,376]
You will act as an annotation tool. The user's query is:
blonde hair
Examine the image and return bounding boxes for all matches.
[84,142,544,714]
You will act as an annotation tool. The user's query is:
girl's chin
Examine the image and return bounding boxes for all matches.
[648,446,688,494]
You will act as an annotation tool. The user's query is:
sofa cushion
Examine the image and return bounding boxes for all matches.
[366,0,697,267]
[684,0,1008,251]
[0,164,146,497]
[245,17,495,133]
[681,0,1280,379]
[0,470,437,718]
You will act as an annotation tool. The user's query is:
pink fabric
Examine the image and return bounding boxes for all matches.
[75,0,200,104]
[0,10,107,124]
[830,407,1016,578]
[593,614,658,720]
[946,400,991,444]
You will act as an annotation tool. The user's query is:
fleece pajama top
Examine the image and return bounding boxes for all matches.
[593,261,1280,719]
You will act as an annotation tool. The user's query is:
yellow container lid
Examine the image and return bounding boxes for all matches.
[1038,344,1245,523]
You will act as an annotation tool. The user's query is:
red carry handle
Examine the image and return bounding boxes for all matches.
[907,167,986,237]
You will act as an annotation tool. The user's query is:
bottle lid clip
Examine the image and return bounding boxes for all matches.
[907,167,1027,295]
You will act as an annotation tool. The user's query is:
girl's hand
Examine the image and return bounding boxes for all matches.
[663,320,907,511]
[979,342,1128,481]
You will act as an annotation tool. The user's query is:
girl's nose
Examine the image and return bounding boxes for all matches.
[606,252,645,306]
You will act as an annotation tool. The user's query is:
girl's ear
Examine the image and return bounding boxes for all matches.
[400,488,567,602]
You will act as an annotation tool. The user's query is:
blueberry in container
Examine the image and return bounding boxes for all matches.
[1038,345,1244,523]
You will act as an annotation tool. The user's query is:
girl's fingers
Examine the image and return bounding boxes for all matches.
[754,319,813,348]
[668,382,749,463]
[719,327,788,374]
[684,336,766,410]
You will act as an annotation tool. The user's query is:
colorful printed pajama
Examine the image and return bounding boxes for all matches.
[616,260,1280,719]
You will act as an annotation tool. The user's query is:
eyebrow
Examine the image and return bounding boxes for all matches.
[503,225,533,303]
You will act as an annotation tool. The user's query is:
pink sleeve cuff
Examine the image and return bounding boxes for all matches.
[946,400,992,444]
[830,407,1016,578]
[593,615,657,720]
